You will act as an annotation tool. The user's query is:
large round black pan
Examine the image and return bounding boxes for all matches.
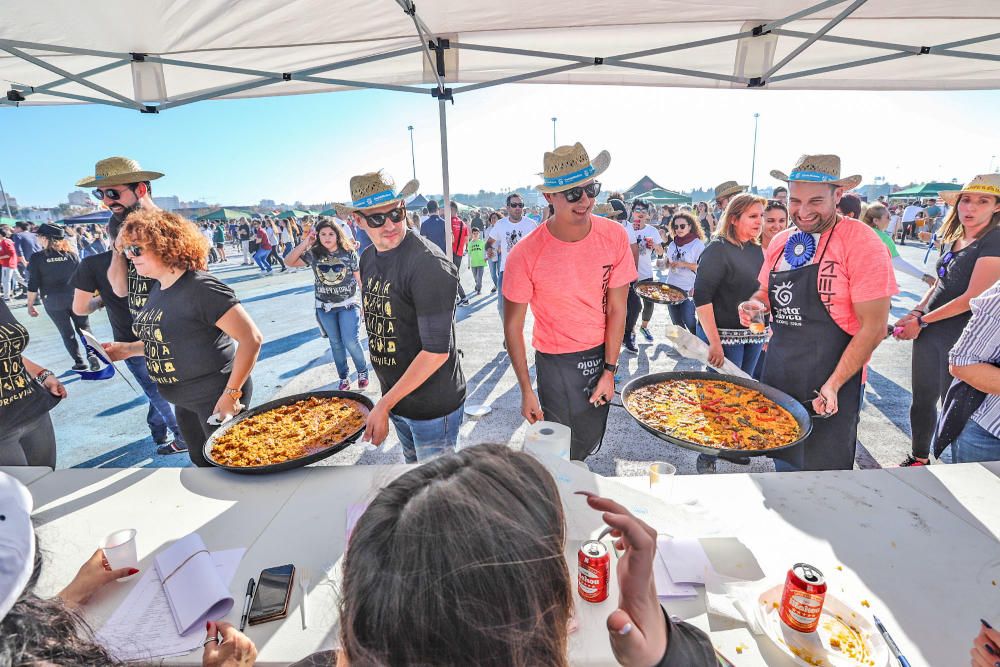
[619,371,821,458]
[203,390,374,474]
[634,279,688,305]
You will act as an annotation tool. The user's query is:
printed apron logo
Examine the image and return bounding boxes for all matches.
[771,281,803,326]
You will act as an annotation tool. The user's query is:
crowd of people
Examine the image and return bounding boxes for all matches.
[0,145,998,665]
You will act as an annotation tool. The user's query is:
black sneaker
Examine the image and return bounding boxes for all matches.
[156,440,188,455]
[71,361,89,372]
[623,333,638,354]
[899,455,928,467]
[491,287,497,294]
[696,453,717,474]
[87,354,102,372]
[458,297,471,307]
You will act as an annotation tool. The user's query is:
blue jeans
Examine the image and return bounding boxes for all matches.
[123,355,184,444]
[489,260,500,288]
[253,248,272,272]
[951,419,1000,463]
[496,270,505,314]
[315,306,367,379]
[667,299,696,333]
[696,323,764,375]
[389,403,464,464]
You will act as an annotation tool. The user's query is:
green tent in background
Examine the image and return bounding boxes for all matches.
[630,188,692,205]
[277,209,313,219]
[888,182,962,200]
[196,208,250,221]
[0,216,16,226]
[318,208,341,217]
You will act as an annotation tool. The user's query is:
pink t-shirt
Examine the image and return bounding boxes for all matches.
[758,217,898,335]
[504,215,637,354]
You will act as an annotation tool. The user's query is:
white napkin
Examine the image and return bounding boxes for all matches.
[659,536,712,584]
[704,569,768,635]
[153,533,235,636]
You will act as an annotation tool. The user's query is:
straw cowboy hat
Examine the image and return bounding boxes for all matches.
[76,156,164,188]
[770,154,862,190]
[535,142,611,193]
[713,181,747,202]
[940,174,1000,205]
[334,171,419,218]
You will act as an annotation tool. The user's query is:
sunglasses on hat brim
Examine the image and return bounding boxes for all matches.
[357,204,407,228]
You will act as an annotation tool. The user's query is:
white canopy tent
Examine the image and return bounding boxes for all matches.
[2,0,998,255]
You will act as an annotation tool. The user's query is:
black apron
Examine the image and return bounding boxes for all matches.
[535,344,610,460]
[762,221,862,471]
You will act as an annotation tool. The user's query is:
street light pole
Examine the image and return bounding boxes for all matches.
[407,125,416,181]
[750,113,760,192]
[551,117,557,149]
[0,175,13,219]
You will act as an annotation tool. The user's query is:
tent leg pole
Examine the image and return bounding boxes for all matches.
[439,98,453,263]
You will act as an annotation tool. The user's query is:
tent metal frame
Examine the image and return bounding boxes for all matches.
[2,0,998,254]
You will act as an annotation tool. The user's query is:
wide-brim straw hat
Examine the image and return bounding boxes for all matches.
[76,156,164,188]
[334,171,419,219]
[713,181,747,202]
[535,142,611,193]
[940,174,1000,205]
[770,154,862,190]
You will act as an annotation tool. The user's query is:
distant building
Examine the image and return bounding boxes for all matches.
[25,208,54,223]
[183,200,208,209]
[259,199,276,208]
[67,190,91,206]
[153,195,181,211]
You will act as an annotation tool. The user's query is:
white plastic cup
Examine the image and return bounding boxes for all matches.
[649,462,677,503]
[100,529,138,579]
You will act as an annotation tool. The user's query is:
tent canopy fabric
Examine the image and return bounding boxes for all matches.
[0,216,16,226]
[60,209,112,224]
[630,188,692,205]
[625,176,665,199]
[276,209,313,219]
[196,208,249,221]
[888,182,963,199]
[406,194,430,211]
[1,1,998,113]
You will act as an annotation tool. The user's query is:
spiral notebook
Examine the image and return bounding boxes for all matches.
[153,533,236,636]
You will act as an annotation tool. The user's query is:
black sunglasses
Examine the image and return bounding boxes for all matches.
[672,224,689,230]
[92,186,135,201]
[560,181,601,204]
[124,245,144,257]
[358,204,407,228]
[508,202,525,208]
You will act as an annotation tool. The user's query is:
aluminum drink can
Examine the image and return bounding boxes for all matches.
[779,563,827,633]
[578,540,610,603]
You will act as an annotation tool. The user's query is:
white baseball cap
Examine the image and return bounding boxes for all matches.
[0,472,34,621]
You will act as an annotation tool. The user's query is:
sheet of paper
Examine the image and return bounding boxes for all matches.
[659,536,713,584]
[155,533,235,635]
[653,540,697,598]
[96,548,245,662]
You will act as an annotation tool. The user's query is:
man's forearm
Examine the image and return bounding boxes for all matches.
[826,325,884,391]
[108,251,128,298]
[950,362,1000,395]
[604,305,625,367]
[378,350,448,412]
[503,309,534,392]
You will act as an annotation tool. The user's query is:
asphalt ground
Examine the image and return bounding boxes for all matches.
[12,239,938,476]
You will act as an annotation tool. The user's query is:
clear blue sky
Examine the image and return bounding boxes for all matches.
[2,85,998,208]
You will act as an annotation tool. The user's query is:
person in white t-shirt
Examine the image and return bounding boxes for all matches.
[623,199,664,349]
[486,193,537,317]
[899,200,924,244]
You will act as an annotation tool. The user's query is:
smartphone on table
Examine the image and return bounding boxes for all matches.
[247,564,295,626]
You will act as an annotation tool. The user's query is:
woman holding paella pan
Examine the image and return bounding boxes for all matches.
[102,209,263,466]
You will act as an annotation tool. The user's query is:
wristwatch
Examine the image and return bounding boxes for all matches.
[223,387,243,400]
[916,315,929,329]
[603,362,618,374]
[35,369,54,385]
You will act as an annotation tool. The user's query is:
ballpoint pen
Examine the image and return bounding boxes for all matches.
[239,578,256,632]
[873,615,911,667]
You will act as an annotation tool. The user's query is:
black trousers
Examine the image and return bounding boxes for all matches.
[0,411,56,467]
[45,305,91,364]
[910,325,961,459]
[452,255,467,300]
[625,282,641,334]
[159,375,254,467]
[267,247,286,269]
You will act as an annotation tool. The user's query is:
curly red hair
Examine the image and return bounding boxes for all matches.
[119,209,209,271]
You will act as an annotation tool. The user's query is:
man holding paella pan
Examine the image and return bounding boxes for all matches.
[739,155,896,471]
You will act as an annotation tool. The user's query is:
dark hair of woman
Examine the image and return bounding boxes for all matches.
[340,444,573,667]
[670,210,706,242]
[310,219,355,257]
[0,541,122,666]
[765,200,789,220]
[938,194,1000,244]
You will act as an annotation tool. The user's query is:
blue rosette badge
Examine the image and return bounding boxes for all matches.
[783,231,816,269]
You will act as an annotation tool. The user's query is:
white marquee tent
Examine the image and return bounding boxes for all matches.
[2,0,998,252]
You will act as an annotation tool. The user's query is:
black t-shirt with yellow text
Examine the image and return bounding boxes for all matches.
[0,300,59,426]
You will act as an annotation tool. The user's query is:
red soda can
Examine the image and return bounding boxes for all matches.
[779,563,827,633]
[578,540,610,603]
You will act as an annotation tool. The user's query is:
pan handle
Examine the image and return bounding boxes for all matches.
[802,401,834,420]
